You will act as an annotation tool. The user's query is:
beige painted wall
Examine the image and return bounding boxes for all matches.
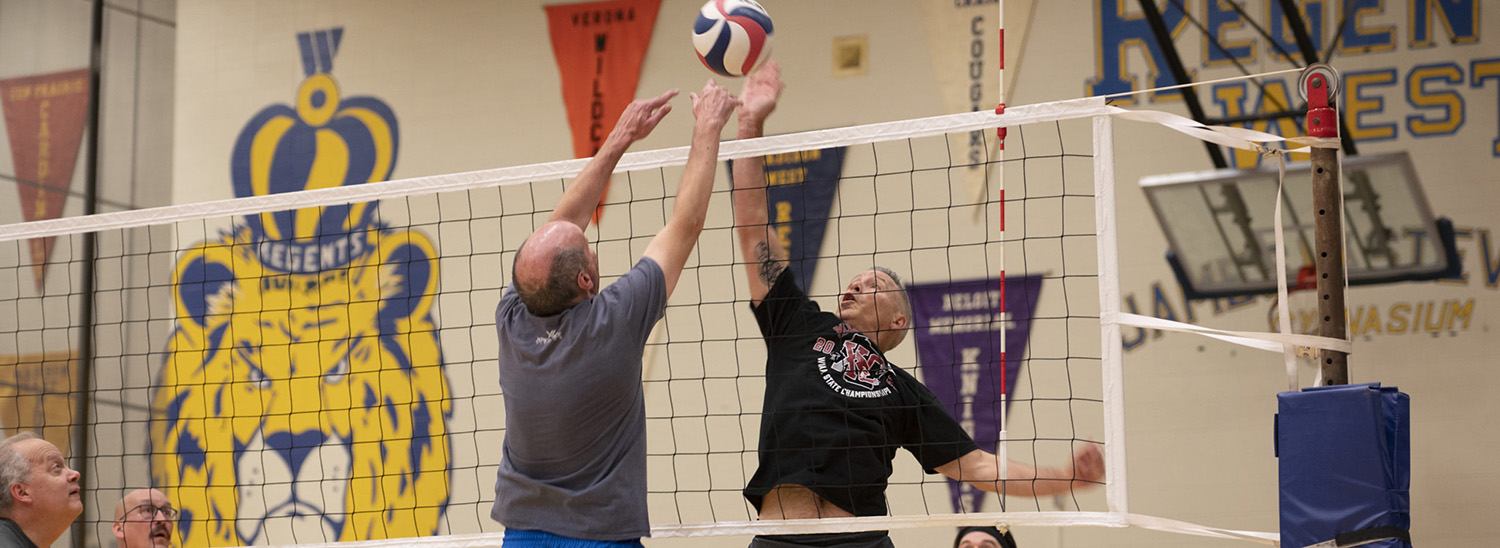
[0,0,1489,546]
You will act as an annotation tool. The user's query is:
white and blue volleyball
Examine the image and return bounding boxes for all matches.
[693,0,773,77]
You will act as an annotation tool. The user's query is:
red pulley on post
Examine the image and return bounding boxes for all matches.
[1302,65,1339,139]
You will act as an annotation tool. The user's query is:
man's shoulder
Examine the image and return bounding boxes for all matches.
[496,283,522,314]
[0,519,36,548]
[597,257,666,310]
[624,256,664,286]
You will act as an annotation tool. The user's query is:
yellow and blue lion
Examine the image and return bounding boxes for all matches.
[153,29,452,546]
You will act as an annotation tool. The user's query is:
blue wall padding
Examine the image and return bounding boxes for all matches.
[1277,383,1411,548]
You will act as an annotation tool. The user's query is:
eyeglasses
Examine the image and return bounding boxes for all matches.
[118,503,178,522]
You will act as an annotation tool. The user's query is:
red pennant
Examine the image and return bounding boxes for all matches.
[546,0,660,225]
[1,69,91,292]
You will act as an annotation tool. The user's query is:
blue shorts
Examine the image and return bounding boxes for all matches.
[502,529,644,548]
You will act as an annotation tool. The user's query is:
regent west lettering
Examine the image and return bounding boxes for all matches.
[1088,0,1495,159]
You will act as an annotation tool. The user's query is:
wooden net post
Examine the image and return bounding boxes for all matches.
[1301,64,1348,386]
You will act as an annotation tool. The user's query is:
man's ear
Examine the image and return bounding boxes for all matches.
[889,312,908,331]
[112,520,126,541]
[11,481,29,505]
[576,268,594,294]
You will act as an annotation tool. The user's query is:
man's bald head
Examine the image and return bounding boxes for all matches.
[112,489,168,522]
[113,488,174,548]
[512,221,598,316]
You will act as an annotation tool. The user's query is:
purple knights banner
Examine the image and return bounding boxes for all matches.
[908,275,1043,513]
[729,147,845,291]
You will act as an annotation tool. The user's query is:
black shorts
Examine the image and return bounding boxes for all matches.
[748,531,894,548]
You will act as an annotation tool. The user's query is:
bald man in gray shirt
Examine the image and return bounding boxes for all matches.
[491,80,739,547]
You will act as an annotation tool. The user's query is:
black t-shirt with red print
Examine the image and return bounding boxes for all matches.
[743,269,979,516]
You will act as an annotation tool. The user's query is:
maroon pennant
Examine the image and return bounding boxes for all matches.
[1,68,91,292]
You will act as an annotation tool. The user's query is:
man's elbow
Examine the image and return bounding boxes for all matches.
[668,216,706,239]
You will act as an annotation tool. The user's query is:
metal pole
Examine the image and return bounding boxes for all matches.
[1301,64,1348,385]
[72,1,105,546]
[1137,0,1229,169]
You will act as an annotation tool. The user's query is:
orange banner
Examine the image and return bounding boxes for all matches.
[1,68,91,291]
[546,0,660,224]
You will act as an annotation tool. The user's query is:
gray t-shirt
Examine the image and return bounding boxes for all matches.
[0,518,38,548]
[490,257,666,541]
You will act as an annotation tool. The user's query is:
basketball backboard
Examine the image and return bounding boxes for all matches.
[1140,152,1459,299]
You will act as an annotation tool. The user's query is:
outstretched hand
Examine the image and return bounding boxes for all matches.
[1071,443,1105,484]
[739,60,783,124]
[609,89,678,144]
[689,80,739,130]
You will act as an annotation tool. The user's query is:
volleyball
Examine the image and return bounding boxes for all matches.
[692,0,774,77]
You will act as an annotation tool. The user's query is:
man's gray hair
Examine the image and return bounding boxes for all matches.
[871,266,912,348]
[0,432,40,515]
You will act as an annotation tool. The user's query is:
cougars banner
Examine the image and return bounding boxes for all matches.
[546,0,661,224]
[0,68,91,291]
[729,147,845,291]
[919,0,1003,211]
[909,275,1042,513]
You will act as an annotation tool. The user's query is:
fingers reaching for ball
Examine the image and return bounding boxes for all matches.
[690,80,740,130]
[740,60,783,124]
[611,89,679,145]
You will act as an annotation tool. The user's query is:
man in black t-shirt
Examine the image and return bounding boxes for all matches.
[731,62,1105,548]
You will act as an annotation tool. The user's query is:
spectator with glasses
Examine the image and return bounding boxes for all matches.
[112,489,175,548]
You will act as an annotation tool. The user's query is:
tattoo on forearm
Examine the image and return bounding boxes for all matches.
[754,242,786,286]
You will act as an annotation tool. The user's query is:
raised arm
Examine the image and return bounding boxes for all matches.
[641,80,739,298]
[550,89,678,230]
[934,443,1104,498]
[730,61,786,306]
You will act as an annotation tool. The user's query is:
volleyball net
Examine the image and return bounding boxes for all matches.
[0,94,1311,547]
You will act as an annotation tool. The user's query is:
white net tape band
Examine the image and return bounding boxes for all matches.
[1107,108,1340,153]
[1107,312,1353,354]
[0,97,1117,243]
[236,512,1277,548]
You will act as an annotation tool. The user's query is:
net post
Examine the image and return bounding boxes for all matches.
[994,0,1006,150]
[1093,113,1127,514]
[1302,64,1348,386]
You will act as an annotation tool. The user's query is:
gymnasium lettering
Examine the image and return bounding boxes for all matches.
[1121,223,1498,351]
[1282,299,1477,337]
[1089,0,1496,160]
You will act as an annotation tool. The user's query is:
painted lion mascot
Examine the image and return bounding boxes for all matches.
[151,227,451,546]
